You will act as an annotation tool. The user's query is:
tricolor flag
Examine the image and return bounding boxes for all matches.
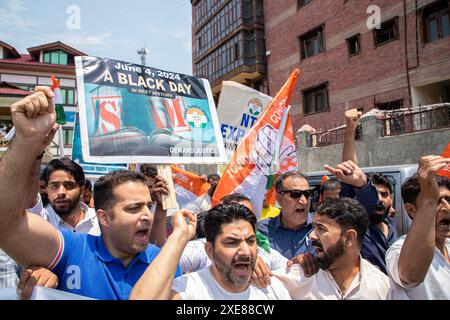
[51,75,66,125]
[171,165,211,212]
[212,69,300,219]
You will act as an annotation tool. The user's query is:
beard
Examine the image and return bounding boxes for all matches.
[212,250,255,287]
[51,193,80,217]
[370,203,390,224]
[312,238,345,270]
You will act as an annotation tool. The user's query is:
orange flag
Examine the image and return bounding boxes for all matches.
[170,165,210,211]
[437,142,450,178]
[212,69,300,219]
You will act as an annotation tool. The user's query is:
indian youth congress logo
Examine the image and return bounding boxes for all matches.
[186,107,208,129]
[247,98,263,117]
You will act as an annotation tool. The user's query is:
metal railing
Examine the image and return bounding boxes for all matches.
[383,104,450,137]
[308,124,362,147]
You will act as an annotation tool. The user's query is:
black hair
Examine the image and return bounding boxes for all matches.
[195,211,207,239]
[221,193,251,205]
[204,203,257,245]
[401,173,450,206]
[316,197,369,246]
[84,179,92,192]
[45,157,85,187]
[140,164,158,178]
[207,183,217,197]
[39,165,48,182]
[275,171,309,193]
[369,173,393,194]
[94,170,147,211]
[207,173,220,184]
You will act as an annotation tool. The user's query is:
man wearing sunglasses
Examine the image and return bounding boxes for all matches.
[258,167,379,276]
[257,172,316,263]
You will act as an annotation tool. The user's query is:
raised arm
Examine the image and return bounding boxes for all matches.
[24,125,58,210]
[342,108,362,164]
[398,155,450,285]
[129,209,196,300]
[0,87,61,268]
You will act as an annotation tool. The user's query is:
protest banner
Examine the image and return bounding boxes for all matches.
[217,81,272,173]
[72,113,127,178]
[75,56,227,164]
[0,287,94,300]
[212,69,300,220]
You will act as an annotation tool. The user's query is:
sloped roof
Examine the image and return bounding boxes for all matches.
[0,40,20,58]
[0,82,32,96]
[27,41,86,60]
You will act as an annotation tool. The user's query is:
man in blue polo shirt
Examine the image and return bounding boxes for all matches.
[0,87,186,299]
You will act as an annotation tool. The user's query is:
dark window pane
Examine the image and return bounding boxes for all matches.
[429,18,438,41]
[442,13,450,37]
[375,19,398,45]
[303,83,328,114]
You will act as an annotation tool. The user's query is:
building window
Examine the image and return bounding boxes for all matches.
[377,99,403,110]
[62,127,74,147]
[60,88,76,106]
[299,25,325,59]
[298,0,312,8]
[374,17,399,46]
[43,50,70,65]
[422,1,450,43]
[346,34,361,56]
[303,83,329,114]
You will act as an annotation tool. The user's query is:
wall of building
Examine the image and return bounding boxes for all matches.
[264,0,450,133]
[297,115,450,172]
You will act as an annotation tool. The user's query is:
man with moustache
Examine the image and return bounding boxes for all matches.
[37,157,100,235]
[130,203,291,300]
[0,86,187,299]
[360,173,397,274]
[386,156,450,300]
[274,198,407,299]
[325,163,397,274]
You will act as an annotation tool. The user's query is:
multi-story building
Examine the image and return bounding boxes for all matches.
[191,0,268,99]
[0,40,86,157]
[264,0,450,132]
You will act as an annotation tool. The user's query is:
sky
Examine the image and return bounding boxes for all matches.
[0,0,193,75]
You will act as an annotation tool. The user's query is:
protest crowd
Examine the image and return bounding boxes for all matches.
[0,74,449,302]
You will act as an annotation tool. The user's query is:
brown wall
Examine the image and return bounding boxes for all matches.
[264,0,450,132]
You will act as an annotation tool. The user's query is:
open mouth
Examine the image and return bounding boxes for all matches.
[295,208,306,215]
[438,219,450,231]
[374,205,385,215]
[135,229,149,244]
[233,263,250,275]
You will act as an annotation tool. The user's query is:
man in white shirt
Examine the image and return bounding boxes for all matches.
[274,197,407,299]
[386,155,450,300]
[130,203,291,300]
[180,193,288,274]
[32,157,100,235]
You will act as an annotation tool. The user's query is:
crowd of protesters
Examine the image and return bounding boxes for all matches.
[0,87,448,300]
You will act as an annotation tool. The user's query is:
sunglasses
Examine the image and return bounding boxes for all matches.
[280,189,311,199]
